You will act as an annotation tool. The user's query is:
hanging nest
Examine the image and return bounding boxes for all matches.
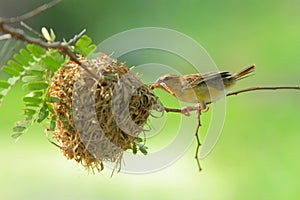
[48,53,161,172]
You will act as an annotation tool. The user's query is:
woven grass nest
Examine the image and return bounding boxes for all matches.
[49,53,161,173]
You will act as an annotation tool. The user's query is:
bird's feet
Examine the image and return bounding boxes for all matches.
[181,104,209,116]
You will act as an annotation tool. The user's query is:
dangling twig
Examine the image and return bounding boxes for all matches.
[163,85,300,171]
[194,110,202,171]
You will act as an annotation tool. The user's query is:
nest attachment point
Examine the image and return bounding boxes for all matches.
[49,53,161,173]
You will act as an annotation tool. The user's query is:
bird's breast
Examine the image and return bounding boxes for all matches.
[173,86,227,104]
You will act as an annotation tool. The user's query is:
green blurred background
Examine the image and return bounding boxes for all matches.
[0,0,299,199]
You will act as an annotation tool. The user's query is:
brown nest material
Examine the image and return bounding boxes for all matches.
[48,53,161,173]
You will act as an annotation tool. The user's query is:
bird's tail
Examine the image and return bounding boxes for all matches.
[233,65,255,81]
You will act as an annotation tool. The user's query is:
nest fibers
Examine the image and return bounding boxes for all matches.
[49,54,161,172]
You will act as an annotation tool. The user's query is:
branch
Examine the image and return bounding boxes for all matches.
[164,85,300,171]
[1,0,61,24]
[0,2,97,79]
[67,29,87,46]
[164,85,300,113]
[227,86,300,96]
[20,21,46,41]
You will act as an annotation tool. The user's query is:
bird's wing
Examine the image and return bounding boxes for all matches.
[181,71,231,90]
[181,74,204,90]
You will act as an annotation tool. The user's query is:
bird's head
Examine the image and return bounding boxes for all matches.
[149,74,181,96]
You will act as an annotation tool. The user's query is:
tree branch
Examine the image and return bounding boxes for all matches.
[1,0,61,24]
[164,85,300,171]
[226,86,300,96]
[20,21,46,41]
[0,2,98,79]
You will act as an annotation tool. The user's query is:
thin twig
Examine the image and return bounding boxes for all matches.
[1,0,61,24]
[195,110,202,172]
[164,107,183,113]
[227,86,300,96]
[164,85,300,171]
[20,21,46,41]
[111,154,123,178]
[67,29,87,45]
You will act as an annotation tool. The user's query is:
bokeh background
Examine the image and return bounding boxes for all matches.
[0,0,299,199]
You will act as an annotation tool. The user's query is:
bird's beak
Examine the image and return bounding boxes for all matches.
[149,83,160,89]
[149,80,175,96]
[149,79,161,89]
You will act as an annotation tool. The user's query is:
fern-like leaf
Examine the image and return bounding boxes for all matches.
[1,32,96,138]
[74,35,96,57]
[0,42,66,138]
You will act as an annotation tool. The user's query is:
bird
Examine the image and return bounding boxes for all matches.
[149,65,255,116]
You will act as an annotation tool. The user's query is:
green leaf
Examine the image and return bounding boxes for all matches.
[48,96,60,103]
[50,116,56,131]
[138,144,148,155]
[13,53,30,66]
[8,60,23,72]
[20,49,34,63]
[27,44,46,57]
[12,121,28,139]
[22,75,43,83]
[50,29,56,41]
[37,109,49,123]
[41,56,61,72]
[23,81,48,91]
[50,50,65,64]
[24,108,36,116]
[2,65,20,76]
[74,35,96,56]
[139,146,148,155]
[37,104,49,123]
[26,69,44,76]
[132,144,137,154]
[76,35,92,47]
[27,91,43,97]
[46,102,55,114]
[0,80,10,89]
[136,137,143,143]
[25,103,40,107]
[30,62,45,71]
[25,115,33,121]
[41,27,52,42]
[13,125,27,132]
[12,132,23,139]
[85,45,96,56]
[23,96,42,104]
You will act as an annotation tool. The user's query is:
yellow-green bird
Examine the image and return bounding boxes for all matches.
[149,65,255,115]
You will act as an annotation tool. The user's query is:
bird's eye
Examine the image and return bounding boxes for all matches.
[163,76,172,81]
